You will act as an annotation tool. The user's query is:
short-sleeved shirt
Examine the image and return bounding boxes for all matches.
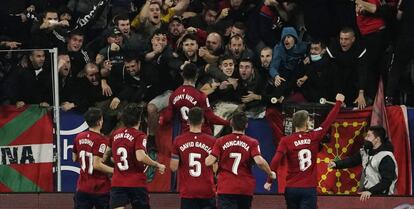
[273,102,341,188]
[172,132,216,198]
[165,85,229,134]
[109,127,148,187]
[73,131,111,194]
[211,133,261,196]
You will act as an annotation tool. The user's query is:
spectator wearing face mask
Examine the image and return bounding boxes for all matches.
[296,40,333,103]
[329,126,398,202]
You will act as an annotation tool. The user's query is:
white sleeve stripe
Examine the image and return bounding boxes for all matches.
[358,49,367,58]
[81,50,90,62]
[326,48,334,58]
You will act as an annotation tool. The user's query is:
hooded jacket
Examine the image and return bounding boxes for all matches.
[269,27,309,78]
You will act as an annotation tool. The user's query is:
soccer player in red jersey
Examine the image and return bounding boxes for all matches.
[170,107,217,209]
[206,111,276,209]
[161,63,230,134]
[108,103,166,209]
[72,107,114,209]
[264,93,345,209]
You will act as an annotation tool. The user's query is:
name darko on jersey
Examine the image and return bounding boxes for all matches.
[294,139,311,147]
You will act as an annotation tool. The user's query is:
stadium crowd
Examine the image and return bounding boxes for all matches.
[0,0,409,208]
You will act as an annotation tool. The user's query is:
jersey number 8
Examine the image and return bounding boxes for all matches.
[298,149,312,171]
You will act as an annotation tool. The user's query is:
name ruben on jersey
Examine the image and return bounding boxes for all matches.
[294,138,311,147]
[180,141,212,154]
[222,140,250,151]
[113,132,135,141]
[79,138,94,147]
[172,94,198,105]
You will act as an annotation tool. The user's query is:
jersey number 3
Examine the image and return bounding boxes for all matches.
[298,149,312,171]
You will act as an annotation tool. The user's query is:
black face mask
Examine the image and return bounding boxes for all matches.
[363,140,374,151]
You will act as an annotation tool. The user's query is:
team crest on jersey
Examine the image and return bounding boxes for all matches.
[99,144,106,153]
[143,138,147,148]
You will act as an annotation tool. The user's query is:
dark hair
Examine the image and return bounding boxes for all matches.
[121,103,143,127]
[182,63,198,81]
[367,125,387,144]
[218,54,235,65]
[231,111,248,131]
[203,1,219,13]
[124,56,139,63]
[188,107,204,126]
[181,34,197,44]
[233,22,246,32]
[151,28,167,38]
[84,107,102,128]
[340,27,356,37]
[239,57,253,66]
[229,34,244,45]
[42,8,58,19]
[292,110,309,129]
[68,30,84,39]
[149,1,161,8]
[113,13,129,25]
[311,39,326,49]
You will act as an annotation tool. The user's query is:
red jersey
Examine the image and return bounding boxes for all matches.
[163,85,229,134]
[211,133,261,196]
[73,131,111,194]
[109,127,147,187]
[269,102,342,188]
[356,0,397,35]
[172,132,216,198]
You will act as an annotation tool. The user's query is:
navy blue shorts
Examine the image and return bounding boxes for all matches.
[110,187,150,209]
[181,197,216,209]
[74,191,109,209]
[218,194,252,209]
[284,187,317,209]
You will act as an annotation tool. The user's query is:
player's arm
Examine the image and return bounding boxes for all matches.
[205,155,217,167]
[202,96,230,126]
[159,97,174,125]
[254,155,276,179]
[72,152,78,162]
[170,154,179,172]
[136,150,166,174]
[93,156,114,174]
[316,93,345,139]
[103,147,113,164]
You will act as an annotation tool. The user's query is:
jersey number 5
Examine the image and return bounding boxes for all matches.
[189,153,201,177]
[298,149,312,171]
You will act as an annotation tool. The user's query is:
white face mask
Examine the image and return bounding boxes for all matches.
[310,54,322,62]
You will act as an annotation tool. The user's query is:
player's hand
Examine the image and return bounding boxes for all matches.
[335,93,345,103]
[264,182,272,191]
[274,75,285,87]
[358,191,372,202]
[156,163,166,174]
[328,161,336,169]
[269,171,277,180]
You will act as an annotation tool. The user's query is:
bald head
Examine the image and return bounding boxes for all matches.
[206,32,222,53]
